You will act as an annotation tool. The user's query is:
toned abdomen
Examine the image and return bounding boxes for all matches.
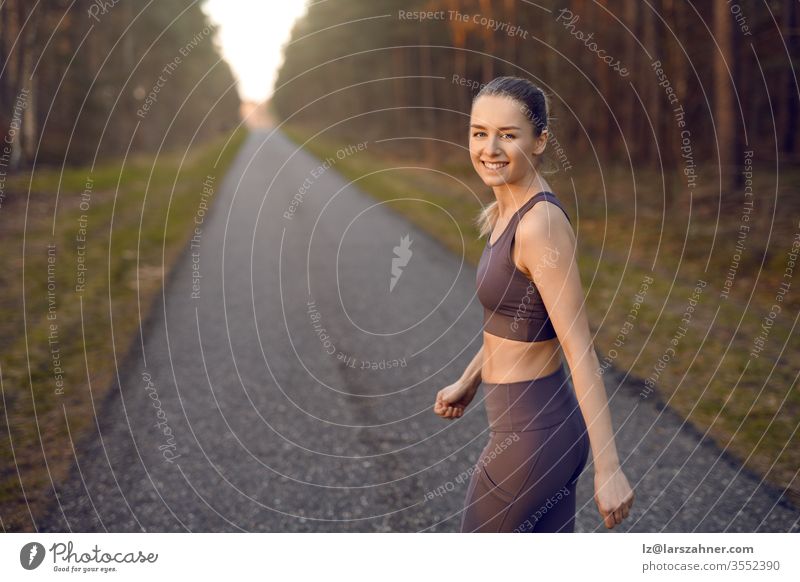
[481,332,562,384]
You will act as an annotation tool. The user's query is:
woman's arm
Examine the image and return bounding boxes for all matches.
[515,206,619,469]
[516,203,634,527]
[458,344,483,393]
[433,345,483,420]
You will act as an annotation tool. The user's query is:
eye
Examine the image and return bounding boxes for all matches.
[470,131,515,139]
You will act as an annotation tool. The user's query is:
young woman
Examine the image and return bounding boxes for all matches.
[433,76,634,532]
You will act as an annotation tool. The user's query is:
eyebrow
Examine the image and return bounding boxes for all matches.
[469,124,521,130]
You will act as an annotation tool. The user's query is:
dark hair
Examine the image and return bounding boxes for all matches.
[473,76,549,138]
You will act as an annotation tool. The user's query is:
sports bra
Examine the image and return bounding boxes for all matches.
[475,191,571,342]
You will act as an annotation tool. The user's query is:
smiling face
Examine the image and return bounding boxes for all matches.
[469,94,547,187]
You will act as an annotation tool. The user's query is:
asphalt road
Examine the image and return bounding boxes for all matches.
[39,128,800,532]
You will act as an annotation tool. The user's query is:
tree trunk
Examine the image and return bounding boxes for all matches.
[624,1,637,169]
[418,24,435,161]
[445,0,469,123]
[661,0,683,208]
[1,1,45,170]
[713,0,736,198]
[642,0,660,169]
[478,0,494,81]
[779,0,798,157]
[504,0,517,68]
[392,47,406,133]
[593,0,612,160]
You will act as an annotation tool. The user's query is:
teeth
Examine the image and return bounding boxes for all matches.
[483,161,508,170]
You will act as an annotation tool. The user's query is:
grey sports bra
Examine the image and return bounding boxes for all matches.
[475,191,571,342]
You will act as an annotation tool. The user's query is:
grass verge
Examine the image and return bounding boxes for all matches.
[0,127,248,531]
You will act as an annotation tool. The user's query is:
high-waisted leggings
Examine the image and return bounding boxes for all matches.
[460,364,590,533]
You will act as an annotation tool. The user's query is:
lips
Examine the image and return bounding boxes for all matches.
[482,161,509,170]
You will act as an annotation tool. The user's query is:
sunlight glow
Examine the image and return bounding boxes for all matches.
[202,0,308,103]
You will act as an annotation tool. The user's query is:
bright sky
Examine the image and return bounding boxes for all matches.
[201,0,309,103]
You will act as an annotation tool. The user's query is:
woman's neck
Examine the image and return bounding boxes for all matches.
[492,173,550,215]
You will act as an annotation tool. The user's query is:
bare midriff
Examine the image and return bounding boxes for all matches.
[481,332,562,384]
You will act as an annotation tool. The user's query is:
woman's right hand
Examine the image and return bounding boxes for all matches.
[433,381,478,420]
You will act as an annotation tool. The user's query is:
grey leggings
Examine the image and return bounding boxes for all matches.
[460,365,590,532]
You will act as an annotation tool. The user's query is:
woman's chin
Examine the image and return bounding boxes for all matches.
[480,174,512,187]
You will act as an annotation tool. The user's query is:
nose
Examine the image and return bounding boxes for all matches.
[485,135,502,156]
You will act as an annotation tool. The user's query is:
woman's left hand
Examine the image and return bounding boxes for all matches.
[593,467,634,529]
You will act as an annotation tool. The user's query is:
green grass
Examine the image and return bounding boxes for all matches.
[282,121,800,508]
[0,127,248,531]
